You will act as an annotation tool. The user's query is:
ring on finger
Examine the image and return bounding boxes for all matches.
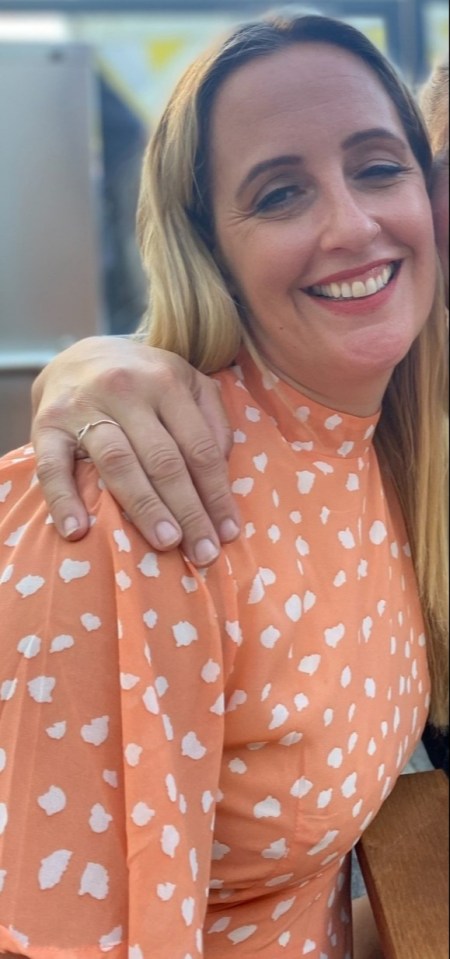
[76,419,122,451]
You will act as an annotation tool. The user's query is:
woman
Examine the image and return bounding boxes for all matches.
[29,64,449,569]
[0,13,448,958]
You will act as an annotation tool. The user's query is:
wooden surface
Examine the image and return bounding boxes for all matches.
[356,770,449,959]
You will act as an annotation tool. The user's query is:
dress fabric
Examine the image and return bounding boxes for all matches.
[0,349,430,959]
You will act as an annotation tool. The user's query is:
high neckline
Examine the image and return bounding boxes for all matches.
[232,348,381,460]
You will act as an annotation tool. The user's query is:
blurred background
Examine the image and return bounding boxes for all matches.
[0,0,448,452]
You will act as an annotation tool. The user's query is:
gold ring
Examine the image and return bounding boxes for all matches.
[76,419,121,449]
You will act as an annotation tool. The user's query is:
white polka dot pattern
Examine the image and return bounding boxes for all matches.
[0,350,429,958]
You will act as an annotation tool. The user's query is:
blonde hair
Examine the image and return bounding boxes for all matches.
[420,61,449,157]
[137,14,449,726]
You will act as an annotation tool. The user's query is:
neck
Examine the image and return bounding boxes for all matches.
[265,361,387,417]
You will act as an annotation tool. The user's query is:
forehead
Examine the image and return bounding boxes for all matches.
[210,42,404,163]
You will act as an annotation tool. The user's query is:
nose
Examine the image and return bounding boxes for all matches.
[319,183,381,253]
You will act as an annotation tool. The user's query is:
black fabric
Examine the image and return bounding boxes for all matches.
[422,723,449,775]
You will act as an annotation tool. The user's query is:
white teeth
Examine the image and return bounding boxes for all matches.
[351,281,366,298]
[366,277,378,295]
[310,264,395,300]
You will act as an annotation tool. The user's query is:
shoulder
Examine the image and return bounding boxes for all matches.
[0,445,45,537]
[0,444,124,535]
[0,442,239,618]
[0,447,139,600]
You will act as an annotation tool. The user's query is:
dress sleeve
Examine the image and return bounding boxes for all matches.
[0,451,235,959]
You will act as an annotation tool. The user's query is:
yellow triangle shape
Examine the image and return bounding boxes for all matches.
[365,24,386,53]
[146,37,187,72]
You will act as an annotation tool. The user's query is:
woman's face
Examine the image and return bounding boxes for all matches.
[210,43,436,415]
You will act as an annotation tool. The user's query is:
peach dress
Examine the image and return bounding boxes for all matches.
[0,350,429,959]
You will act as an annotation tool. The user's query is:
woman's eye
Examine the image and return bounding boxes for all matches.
[357,162,413,182]
[254,185,303,214]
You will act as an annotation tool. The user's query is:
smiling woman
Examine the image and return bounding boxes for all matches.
[0,12,448,959]
[208,44,435,414]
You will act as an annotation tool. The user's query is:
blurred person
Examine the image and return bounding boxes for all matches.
[420,59,449,778]
[1,13,448,959]
[420,60,449,293]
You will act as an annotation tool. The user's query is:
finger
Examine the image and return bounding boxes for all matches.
[156,387,241,545]
[194,375,234,459]
[80,421,223,565]
[32,429,90,540]
[177,428,241,547]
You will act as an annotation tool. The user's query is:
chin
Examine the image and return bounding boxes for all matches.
[346,327,421,376]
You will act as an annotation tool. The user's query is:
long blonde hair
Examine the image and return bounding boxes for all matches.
[137,14,449,727]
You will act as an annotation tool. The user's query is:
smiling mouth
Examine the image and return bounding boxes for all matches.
[306,262,400,301]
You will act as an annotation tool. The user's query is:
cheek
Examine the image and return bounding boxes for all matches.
[220,232,296,306]
[395,192,437,317]
[410,199,437,279]
[418,220,439,314]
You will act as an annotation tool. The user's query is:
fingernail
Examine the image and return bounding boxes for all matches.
[219,518,240,542]
[155,520,180,547]
[63,516,80,537]
[193,538,220,565]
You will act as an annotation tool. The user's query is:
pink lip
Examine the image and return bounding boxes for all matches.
[309,259,396,287]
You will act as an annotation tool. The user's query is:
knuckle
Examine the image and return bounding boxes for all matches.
[94,365,138,399]
[94,357,183,401]
[35,455,66,488]
[95,442,135,475]
[187,438,223,472]
[151,363,182,392]
[148,449,186,483]
[199,486,233,513]
[33,393,81,433]
[169,505,212,533]
[126,491,166,523]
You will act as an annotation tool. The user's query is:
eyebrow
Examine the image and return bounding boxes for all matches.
[236,128,408,198]
[341,127,408,151]
[237,155,301,198]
